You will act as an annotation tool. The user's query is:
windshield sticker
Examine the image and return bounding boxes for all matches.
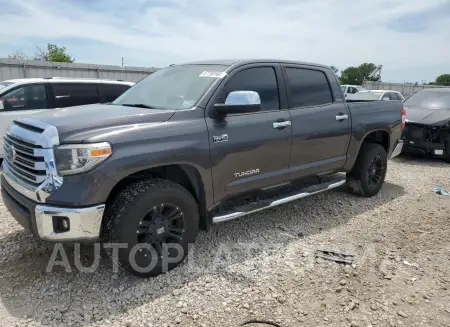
[182,99,195,106]
[199,71,227,78]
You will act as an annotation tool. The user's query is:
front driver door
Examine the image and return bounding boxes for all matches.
[206,64,292,203]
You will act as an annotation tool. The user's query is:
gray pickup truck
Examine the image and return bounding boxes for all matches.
[1,59,404,277]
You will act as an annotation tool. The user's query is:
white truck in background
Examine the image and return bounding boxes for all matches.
[340,84,366,98]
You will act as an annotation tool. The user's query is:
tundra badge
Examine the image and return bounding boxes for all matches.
[234,169,260,178]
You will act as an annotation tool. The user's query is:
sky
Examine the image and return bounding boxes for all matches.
[0,0,449,83]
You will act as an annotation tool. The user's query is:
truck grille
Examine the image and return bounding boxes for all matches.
[3,134,47,186]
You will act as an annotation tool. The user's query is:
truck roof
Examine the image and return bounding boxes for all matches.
[1,77,135,86]
[182,59,332,70]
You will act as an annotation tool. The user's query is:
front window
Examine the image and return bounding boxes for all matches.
[404,91,450,109]
[113,64,229,110]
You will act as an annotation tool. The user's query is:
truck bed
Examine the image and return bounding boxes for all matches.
[344,99,404,167]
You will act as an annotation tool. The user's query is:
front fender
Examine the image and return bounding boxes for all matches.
[95,114,214,209]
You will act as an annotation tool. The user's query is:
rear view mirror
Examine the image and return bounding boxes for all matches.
[213,91,261,117]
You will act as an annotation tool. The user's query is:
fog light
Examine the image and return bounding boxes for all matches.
[52,216,70,233]
[61,219,69,230]
[434,149,444,155]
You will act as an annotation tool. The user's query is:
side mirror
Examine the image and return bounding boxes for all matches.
[213,91,261,117]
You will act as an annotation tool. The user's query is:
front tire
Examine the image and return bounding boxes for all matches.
[103,179,199,278]
[347,143,388,197]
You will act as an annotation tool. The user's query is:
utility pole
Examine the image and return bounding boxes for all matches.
[121,57,124,67]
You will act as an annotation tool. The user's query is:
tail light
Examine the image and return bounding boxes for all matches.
[401,107,407,130]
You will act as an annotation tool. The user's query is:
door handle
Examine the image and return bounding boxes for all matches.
[273,121,291,129]
[335,114,349,121]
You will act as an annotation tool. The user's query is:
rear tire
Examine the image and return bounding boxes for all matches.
[347,143,388,197]
[103,179,199,278]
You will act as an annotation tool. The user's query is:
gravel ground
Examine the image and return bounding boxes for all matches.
[0,154,449,327]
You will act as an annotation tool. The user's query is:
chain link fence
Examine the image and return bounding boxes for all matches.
[362,81,448,97]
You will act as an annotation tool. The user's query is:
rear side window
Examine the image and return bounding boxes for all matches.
[100,84,131,102]
[224,67,280,111]
[381,93,391,100]
[286,68,333,108]
[0,84,47,110]
[53,83,100,108]
[390,93,400,100]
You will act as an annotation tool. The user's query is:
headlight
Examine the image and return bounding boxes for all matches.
[54,142,112,176]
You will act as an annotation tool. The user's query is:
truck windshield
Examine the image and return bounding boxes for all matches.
[113,64,229,110]
[404,91,450,109]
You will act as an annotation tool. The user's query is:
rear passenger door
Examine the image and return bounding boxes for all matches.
[284,66,351,180]
[51,83,101,108]
[99,83,131,103]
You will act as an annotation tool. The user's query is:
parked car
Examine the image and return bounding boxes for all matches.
[0,77,134,158]
[401,88,450,162]
[1,59,405,277]
[340,84,366,98]
[347,90,405,101]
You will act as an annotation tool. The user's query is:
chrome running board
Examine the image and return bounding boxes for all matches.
[212,178,346,224]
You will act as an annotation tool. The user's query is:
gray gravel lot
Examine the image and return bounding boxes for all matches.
[0,154,449,327]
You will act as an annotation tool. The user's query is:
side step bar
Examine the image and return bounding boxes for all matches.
[212,178,346,224]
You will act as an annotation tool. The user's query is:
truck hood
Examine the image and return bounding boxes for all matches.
[405,106,450,125]
[30,104,175,143]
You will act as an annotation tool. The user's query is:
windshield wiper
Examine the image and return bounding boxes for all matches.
[121,103,157,109]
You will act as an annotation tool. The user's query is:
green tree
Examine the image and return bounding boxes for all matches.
[435,74,450,86]
[339,63,380,85]
[34,44,75,63]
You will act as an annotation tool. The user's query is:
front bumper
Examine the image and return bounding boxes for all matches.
[402,139,446,157]
[389,140,404,159]
[1,175,104,242]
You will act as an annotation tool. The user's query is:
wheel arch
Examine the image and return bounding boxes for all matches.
[104,164,209,229]
[344,129,391,171]
[361,129,390,153]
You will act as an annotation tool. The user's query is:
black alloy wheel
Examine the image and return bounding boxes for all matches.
[367,155,384,188]
[135,203,185,260]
